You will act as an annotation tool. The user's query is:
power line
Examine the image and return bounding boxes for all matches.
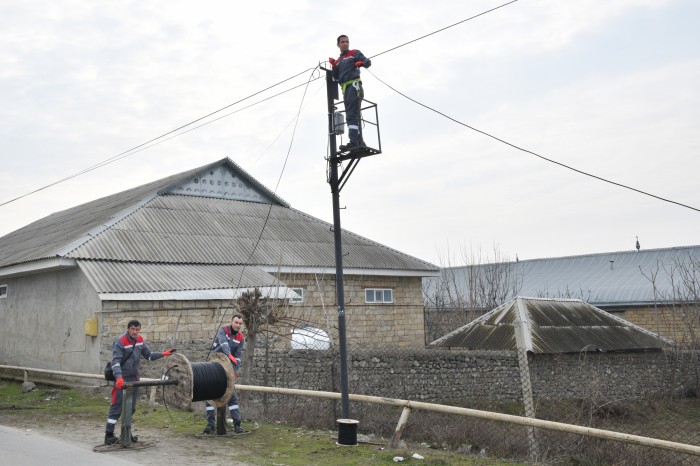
[206,66,320,357]
[0,67,320,207]
[2,2,518,207]
[370,0,519,59]
[368,69,700,214]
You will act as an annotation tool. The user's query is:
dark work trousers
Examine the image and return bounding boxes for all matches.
[205,391,241,427]
[105,376,138,434]
[344,80,364,145]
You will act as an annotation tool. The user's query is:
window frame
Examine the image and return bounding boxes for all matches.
[364,288,393,304]
[290,287,304,304]
[0,284,7,299]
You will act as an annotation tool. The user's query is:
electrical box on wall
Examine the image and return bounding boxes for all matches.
[84,316,98,337]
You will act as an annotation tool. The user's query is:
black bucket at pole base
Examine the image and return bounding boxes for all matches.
[337,419,359,446]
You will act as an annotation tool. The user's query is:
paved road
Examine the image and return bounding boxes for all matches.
[0,425,141,465]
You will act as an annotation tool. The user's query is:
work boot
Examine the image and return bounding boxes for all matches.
[203,424,214,434]
[104,433,118,445]
[233,423,245,434]
[339,142,364,152]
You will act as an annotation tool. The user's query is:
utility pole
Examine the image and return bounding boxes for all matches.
[325,68,351,418]
[323,67,381,420]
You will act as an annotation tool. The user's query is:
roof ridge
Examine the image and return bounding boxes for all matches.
[442,244,700,269]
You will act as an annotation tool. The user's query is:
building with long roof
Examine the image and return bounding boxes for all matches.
[0,158,438,373]
[424,246,700,342]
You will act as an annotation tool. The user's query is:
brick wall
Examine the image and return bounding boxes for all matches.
[604,305,700,345]
[98,271,426,361]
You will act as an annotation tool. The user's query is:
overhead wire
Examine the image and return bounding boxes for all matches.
[1,1,520,208]
[369,0,519,59]
[205,65,320,359]
[0,69,319,208]
[367,69,700,213]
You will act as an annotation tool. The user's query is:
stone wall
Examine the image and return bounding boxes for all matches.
[99,303,697,403]
[99,271,427,365]
[276,272,426,348]
[244,348,695,403]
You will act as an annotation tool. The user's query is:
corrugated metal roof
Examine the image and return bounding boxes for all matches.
[64,194,436,272]
[424,245,700,307]
[430,297,669,353]
[97,287,298,301]
[0,159,251,268]
[0,158,437,275]
[77,261,283,293]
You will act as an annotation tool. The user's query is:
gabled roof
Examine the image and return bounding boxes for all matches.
[430,297,669,353]
[0,158,438,280]
[425,245,700,307]
[0,158,287,268]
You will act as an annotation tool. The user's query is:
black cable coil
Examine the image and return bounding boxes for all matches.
[191,361,228,402]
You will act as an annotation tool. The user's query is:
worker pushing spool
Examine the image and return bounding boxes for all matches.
[163,352,236,410]
[95,352,237,451]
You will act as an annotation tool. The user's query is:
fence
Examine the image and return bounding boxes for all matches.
[4,341,700,465]
[234,340,700,465]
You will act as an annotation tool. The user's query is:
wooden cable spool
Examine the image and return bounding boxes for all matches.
[163,352,236,410]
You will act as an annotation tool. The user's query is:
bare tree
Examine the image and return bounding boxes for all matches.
[234,288,280,384]
[424,243,523,343]
[641,253,700,397]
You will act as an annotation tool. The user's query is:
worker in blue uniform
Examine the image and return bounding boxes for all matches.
[203,314,246,434]
[330,34,371,151]
[104,319,175,445]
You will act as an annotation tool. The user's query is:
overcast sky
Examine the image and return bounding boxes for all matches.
[1,0,698,267]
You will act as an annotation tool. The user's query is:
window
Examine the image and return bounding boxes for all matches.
[0,285,7,299]
[291,287,304,304]
[365,288,393,304]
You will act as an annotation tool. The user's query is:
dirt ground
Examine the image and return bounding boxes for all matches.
[0,397,254,465]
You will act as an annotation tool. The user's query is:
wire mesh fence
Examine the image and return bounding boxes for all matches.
[234,339,700,465]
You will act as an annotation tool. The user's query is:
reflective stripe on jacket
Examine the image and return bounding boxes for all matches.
[111,333,162,379]
[332,49,371,85]
[211,325,245,373]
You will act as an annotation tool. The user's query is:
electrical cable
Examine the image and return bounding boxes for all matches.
[2,2,517,207]
[369,0,519,60]
[368,69,700,213]
[0,73,322,208]
[205,66,320,359]
[87,77,325,171]
[191,362,228,402]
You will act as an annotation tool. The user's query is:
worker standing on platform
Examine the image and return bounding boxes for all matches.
[329,34,371,151]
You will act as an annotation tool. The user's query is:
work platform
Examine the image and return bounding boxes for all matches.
[334,145,381,162]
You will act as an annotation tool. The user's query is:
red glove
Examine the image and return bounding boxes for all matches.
[228,354,239,365]
[329,57,337,66]
[354,61,364,68]
[162,348,176,357]
[116,377,124,389]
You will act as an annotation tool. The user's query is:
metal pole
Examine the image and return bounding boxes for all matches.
[325,68,350,418]
[120,386,135,447]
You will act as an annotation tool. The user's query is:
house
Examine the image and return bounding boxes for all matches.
[0,158,438,375]
[423,246,700,343]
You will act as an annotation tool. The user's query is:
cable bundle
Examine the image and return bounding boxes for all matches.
[191,361,228,402]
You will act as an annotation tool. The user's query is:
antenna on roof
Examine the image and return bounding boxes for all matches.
[636,236,641,252]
